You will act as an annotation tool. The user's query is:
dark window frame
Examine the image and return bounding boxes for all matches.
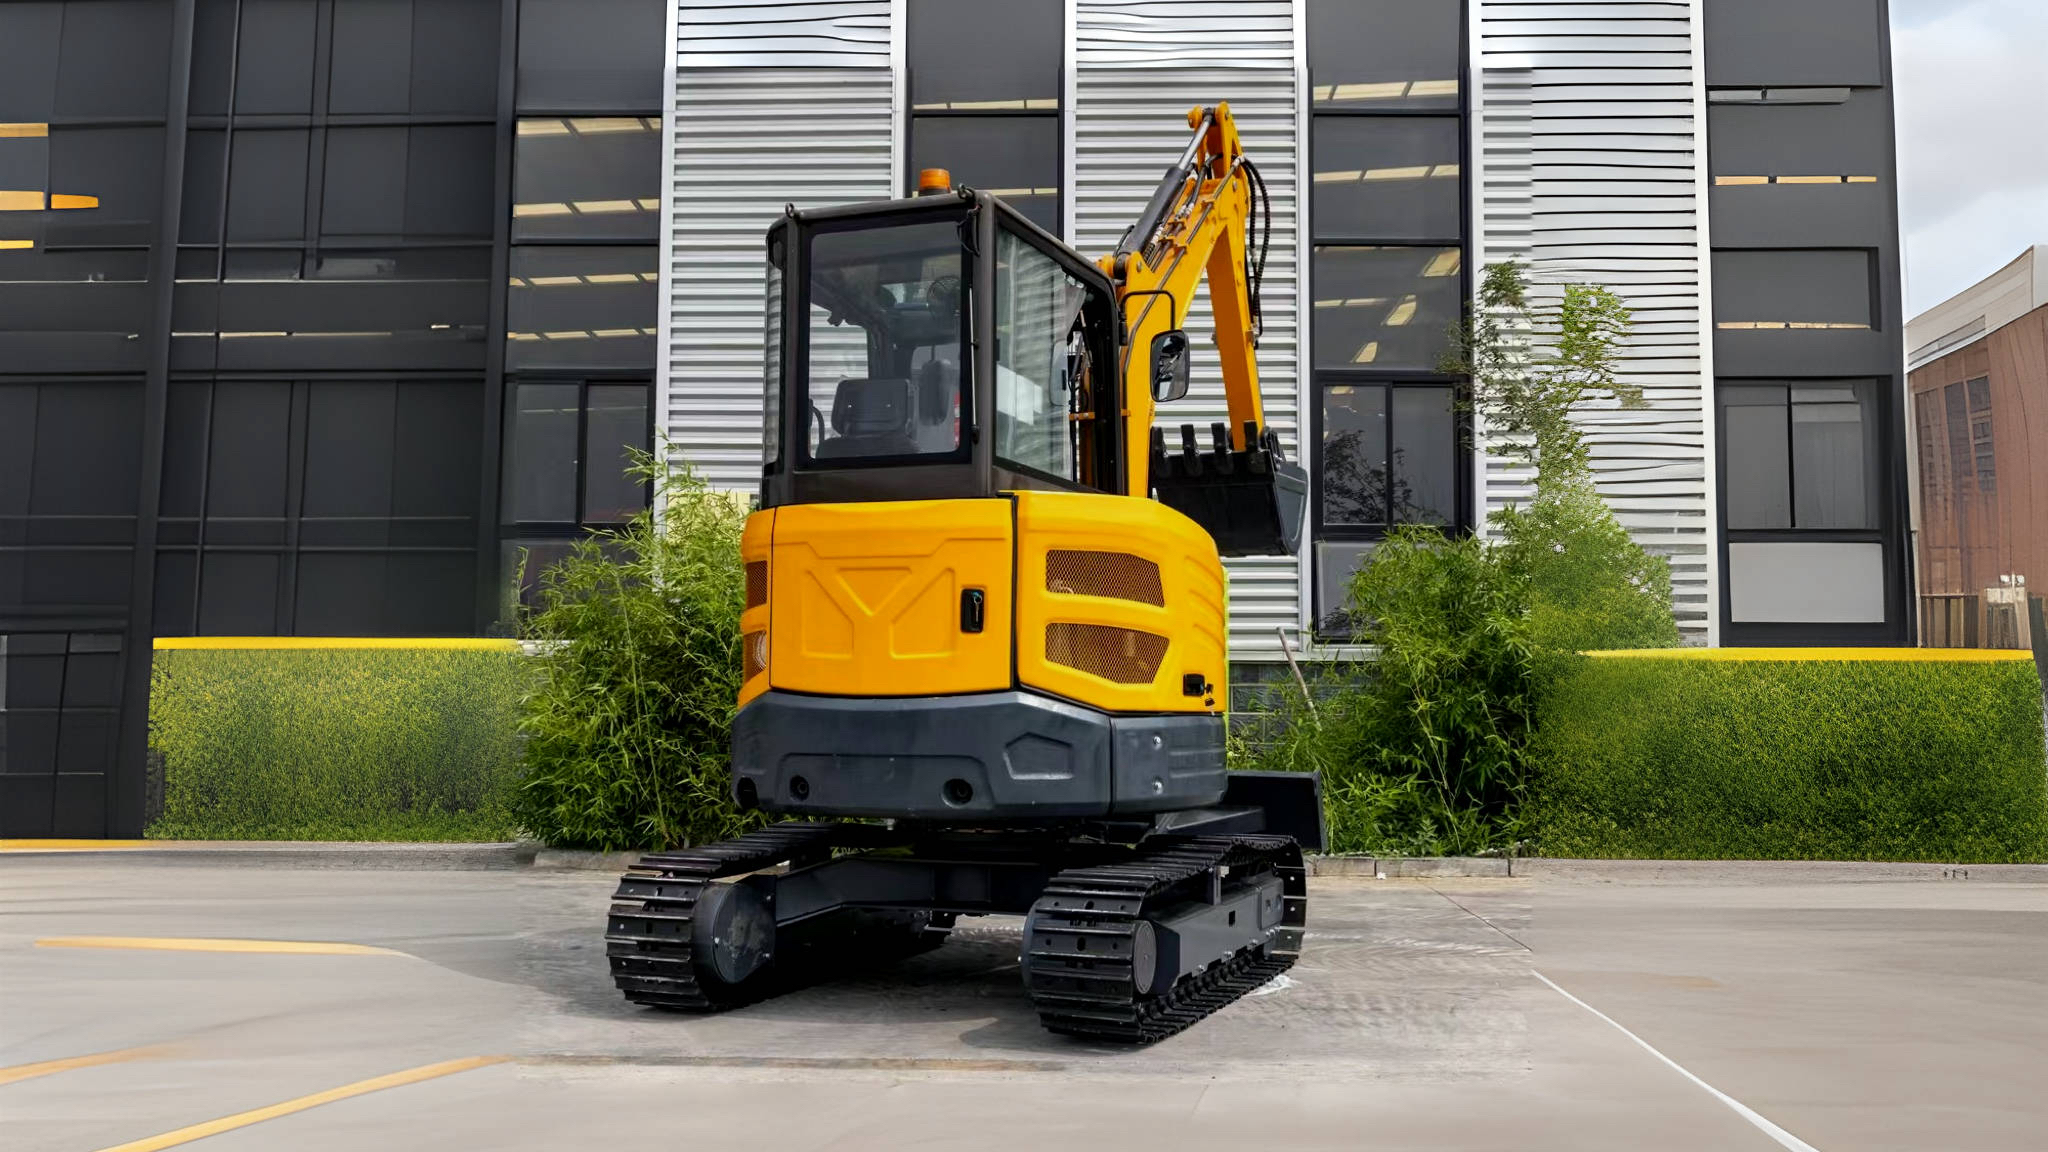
[1964,375,1994,493]
[497,372,655,534]
[901,1,1065,237]
[494,372,655,612]
[1715,377,1886,545]
[1306,0,1472,637]
[792,208,977,473]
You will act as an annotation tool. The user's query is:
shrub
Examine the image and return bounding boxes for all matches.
[148,643,526,841]
[1532,651,2048,862]
[1494,481,1679,653]
[1232,527,1540,855]
[512,457,760,851]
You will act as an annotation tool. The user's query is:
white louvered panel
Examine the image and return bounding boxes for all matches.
[1074,10,1298,659]
[677,1,890,68]
[1476,0,1711,642]
[1075,0,1293,68]
[667,69,894,489]
[1475,65,1539,511]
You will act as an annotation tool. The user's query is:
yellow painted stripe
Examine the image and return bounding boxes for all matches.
[51,193,99,209]
[0,839,158,851]
[0,1045,173,1087]
[37,936,406,957]
[90,1056,507,1152]
[1585,647,2035,662]
[153,636,520,652]
[0,190,45,210]
[0,123,50,138]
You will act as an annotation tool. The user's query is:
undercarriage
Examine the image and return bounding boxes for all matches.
[606,818,1309,1043]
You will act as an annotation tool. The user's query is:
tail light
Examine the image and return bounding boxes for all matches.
[743,630,768,681]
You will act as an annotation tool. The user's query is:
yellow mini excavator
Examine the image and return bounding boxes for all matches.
[606,103,1322,1043]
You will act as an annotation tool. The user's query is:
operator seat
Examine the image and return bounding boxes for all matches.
[817,377,919,458]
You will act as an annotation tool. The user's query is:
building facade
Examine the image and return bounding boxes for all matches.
[0,0,1914,836]
[1,0,669,837]
[662,0,1915,653]
[1905,246,2048,646]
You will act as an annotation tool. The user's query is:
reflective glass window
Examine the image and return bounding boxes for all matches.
[910,117,1060,235]
[907,0,1061,109]
[1720,380,1877,531]
[1311,118,1461,242]
[504,382,580,523]
[507,246,657,370]
[1311,246,1463,370]
[1320,383,1455,530]
[516,0,665,111]
[512,117,662,242]
[582,384,649,522]
[1321,385,1388,526]
[1713,249,1874,329]
[1308,0,1460,111]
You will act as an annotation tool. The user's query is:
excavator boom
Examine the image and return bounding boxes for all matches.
[1107,104,1305,556]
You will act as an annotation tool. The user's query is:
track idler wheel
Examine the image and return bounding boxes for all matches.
[692,882,776,989]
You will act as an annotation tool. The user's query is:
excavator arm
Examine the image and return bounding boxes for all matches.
[1102,103,1305,557]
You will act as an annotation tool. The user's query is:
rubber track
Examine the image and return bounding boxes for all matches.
[605,822,841,1010]
[1022,834,1307,1044]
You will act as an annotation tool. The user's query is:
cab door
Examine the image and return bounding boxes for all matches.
[768,498,1013,697]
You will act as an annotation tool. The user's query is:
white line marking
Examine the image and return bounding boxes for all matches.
[1533,970,1820,1152]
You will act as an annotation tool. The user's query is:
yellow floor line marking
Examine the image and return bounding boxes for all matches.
[1,840,159,851]
[0,1044,175,1087]
[36,937,406,957]
[90,1056,508,1152]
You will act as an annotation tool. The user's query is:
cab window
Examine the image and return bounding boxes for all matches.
[994,229,1093,483]
[803,218,967,464]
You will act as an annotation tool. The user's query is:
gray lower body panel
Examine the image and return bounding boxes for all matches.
[732,690,1225,820]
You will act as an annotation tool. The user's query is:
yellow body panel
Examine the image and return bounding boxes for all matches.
[737,509,774,707]
[1014,490,1227,714]
[766,499,1012,697]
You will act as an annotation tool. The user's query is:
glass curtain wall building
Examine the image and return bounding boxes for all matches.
[0,0,664,837]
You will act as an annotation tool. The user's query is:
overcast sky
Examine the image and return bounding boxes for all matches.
[1891,0,2048,318]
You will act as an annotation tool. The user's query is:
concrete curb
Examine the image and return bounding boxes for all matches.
[1509,857,2048,884]
[1308,855,1513,878]
[531,847,642,872]
[0,840,538,870]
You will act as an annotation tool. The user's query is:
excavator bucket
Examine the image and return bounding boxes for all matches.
[1149,421,1307,558]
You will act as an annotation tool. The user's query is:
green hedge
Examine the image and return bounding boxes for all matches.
[1532,650,2048,862]
[148,642,529,841]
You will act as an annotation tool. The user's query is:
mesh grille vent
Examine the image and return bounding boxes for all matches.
[1045,623,1168,684]
[745,560,768,609]
[1045,550,1164,606]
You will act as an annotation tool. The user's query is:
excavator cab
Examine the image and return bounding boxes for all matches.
[759,192,1127,510]
[760,184,1306,556]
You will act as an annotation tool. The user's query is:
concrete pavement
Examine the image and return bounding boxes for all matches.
[2,858,2044,1150]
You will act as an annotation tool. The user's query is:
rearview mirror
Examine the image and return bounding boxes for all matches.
[1151,329,1191,403]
